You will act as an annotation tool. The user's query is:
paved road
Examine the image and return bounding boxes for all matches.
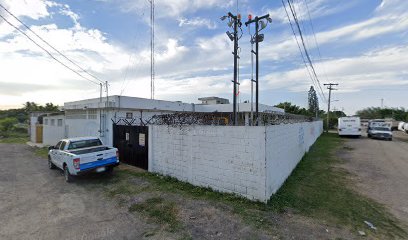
[0,144,160,240]
[341,131,408,225]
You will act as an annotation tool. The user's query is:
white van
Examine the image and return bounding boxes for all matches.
[338,117,361,137]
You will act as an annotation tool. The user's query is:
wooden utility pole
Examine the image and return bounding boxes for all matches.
[324,83,338,132]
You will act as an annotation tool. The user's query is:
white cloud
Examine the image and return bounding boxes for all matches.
[114,0,234,18]
[178,17,217,29]
[263,44,408,94]
[266,0,356,24]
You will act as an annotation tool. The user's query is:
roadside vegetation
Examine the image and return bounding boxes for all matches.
[71,133,406,239]
[270,133,406,238]
[0,117,28,143]
[0,102,59,144]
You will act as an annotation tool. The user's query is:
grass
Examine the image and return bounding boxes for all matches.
[0,132,28,144]
[269,133,406,238]
[129,197,181,232]
[72,133,406,239]
[34,147,49,158]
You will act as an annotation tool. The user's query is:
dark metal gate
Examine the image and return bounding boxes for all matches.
[113,124,148,170]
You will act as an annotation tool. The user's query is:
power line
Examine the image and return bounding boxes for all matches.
[286,0,327,103]
[282,0,325,102]
[287,0,326,101]
[0,3,105,85]
[303,0,331,86]
[0,13,100,85]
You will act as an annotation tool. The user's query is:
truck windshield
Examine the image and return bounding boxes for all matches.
[68,139,102,150]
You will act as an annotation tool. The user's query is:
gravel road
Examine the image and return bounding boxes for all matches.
[0,143,170,240]
[341,131,408,225]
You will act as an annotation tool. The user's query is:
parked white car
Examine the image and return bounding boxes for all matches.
[367,126,393,141]
[48,137,119,182]
[338,116,361,137]
[398,122,405,131]
[404,123,408,133]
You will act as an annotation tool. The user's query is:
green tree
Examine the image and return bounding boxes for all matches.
[274,102,308,115]
[308,86,319,117]
[0,117,18,132]
[23,102,58,112]
[356,107,408,121]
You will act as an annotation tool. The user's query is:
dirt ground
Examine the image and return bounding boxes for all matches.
[0,143,358,240]
[340,130,408,226]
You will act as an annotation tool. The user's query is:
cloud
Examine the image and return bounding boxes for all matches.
[263,44,408,94]
[266,0,356,24]
[178,17,217,29]
[115,0,234,18]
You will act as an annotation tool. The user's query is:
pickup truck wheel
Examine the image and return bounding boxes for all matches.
[48,157,56,169]
[64,166,73,183]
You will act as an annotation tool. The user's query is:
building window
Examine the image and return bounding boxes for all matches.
[44,119,48,125]
[57,119,63,126]
[51,119,55,126]
[126,112,133,119]
[66,110,87,119]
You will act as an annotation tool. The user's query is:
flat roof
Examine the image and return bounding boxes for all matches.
[63,95,284,113]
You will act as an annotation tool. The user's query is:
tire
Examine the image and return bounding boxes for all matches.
[48,157,56,169]
[64,166,74,183]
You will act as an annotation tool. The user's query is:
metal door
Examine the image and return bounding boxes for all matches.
[113,125,148,170]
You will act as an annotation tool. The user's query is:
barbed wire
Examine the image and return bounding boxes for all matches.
[112,112,315,127]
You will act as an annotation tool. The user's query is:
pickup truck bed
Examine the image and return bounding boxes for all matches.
[69,146,111,155]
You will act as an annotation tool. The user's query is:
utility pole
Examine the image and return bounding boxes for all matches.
[324,83,338,133]
[99,83,103,136]
[381,98,384,108]
[245,14,272,125]
[221,13,242,125]
[105,81,109,108]
[149,0,155,99]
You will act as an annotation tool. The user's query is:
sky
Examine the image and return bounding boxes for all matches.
[0,0,407,115]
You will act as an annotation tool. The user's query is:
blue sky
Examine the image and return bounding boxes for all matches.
[0,0,407,114]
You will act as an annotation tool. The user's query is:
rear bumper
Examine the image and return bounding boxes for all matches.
[76,162,119,175]
[370,135,392,140]
[338,131,361,136]
[75,156,120,175]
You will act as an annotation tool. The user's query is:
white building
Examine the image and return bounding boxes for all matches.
[42,114,66,146]
[57,95,284,147]
[29,96,325,202]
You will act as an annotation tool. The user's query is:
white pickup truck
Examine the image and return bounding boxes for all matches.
[48,137,119,182]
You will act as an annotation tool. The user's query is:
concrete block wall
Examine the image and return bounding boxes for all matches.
[149,121,323,202]
[265,121,323,197]
[149,125,267,200]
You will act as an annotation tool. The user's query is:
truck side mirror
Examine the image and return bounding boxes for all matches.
[48,146,54,150]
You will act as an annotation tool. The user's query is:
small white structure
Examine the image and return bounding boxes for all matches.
[42,114,66,146]
[29,112,61,144]
[198,97,230,105]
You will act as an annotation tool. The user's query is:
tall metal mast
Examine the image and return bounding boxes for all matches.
[150,0,155,99]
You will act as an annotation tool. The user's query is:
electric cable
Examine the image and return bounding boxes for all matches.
[0,3,105,85]
[282,0,324,102]
[0,13,100,85]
